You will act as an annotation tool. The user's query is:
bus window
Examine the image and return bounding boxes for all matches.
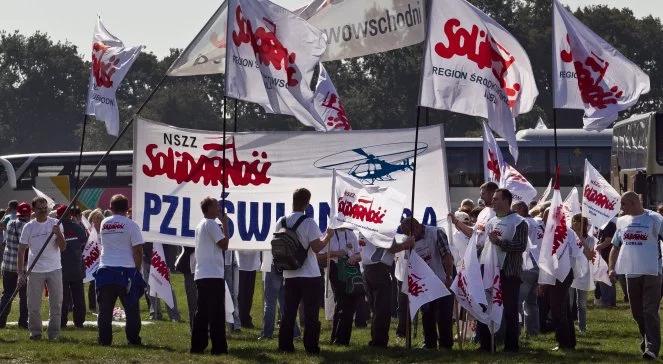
[515,148,548,186]
[553,147,610,186]
[447,147,481,187]
[657,114,663,165]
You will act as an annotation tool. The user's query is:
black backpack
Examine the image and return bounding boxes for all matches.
[271,215,309,272]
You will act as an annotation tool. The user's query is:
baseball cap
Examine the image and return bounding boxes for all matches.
[56,204,68,219]
[16,203,31,217]
[454,211,471,224]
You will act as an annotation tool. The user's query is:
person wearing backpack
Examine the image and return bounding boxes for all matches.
[319,227,361,345]
[275,188,332,354]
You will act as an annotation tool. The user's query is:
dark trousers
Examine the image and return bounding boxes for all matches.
[238,270,256,328]
[61,279,86,328]
[354,292,369,327]
[279,277,323,354]
[88,281,96,311]
[0,270,27,327]
[396,281,408,337]
[627,275,662,356]
[479,275,521,351]
[190,278,227,355]
[422,295,455,349]
[97,284,141,346]
[549,271,576,349]
[330,262,359,345]
[363,263,392,347]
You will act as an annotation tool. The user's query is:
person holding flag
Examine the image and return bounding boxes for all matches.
[570,214,595,334]
[450,182,499,241]
[478,188,528,352]
[56,205,88,329]
[608,192,663,360]
[399,217,454,350]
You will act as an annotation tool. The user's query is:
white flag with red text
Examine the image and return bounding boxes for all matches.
[553,0,650,131]
[482,121,505,183]
[225,0,330,131]
[149,243,175,309]
[420,0,538,159]
[583,159,620,229]
[481,238,503,332]
[86,17,143,136]
[499,164,537,204]
[538,188,572,282]
[82,222,101,283]
[313,63,352,131]
[331,171,406,248]
[563,187,581,225]
[450,233,490,324]
[403,250,451,320]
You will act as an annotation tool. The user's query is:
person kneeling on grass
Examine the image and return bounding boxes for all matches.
[190,197,230,355]
[94,194,145,346]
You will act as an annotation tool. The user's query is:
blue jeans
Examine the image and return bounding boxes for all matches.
[518,269,540,335]
[262,271,300,338]
[597,281,616,307]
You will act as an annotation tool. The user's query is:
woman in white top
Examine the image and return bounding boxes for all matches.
[570,214,596,334]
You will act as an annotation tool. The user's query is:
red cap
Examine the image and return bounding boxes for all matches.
[56,204,68,219]
[16,203,31,217]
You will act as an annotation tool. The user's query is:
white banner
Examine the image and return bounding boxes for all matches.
[331,171,406,248]
[300,0,425,62]
[553,0,650,131]
[403,250,451,320]
[133,117,450,250]
[482,241,503,333]
[482,121,504,184]
[450,233,489,324]
[225,0,329,131]
[82,224,101,283]
[149,243,175,309]
[499,164,537,204]
[420,0,538,134]
[86,17,143,136]
[582,159,620,229]
[538,188,572,282]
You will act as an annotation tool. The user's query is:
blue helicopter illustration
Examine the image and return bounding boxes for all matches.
[313,142,429,184]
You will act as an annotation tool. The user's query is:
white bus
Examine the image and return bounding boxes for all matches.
[0,128,612,211]
[612,112,663,209]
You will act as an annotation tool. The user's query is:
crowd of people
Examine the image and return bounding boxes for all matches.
[0,186,661,360]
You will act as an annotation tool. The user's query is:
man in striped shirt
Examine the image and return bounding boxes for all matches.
[0,202,31,328]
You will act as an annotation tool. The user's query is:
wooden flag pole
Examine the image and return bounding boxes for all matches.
[406,106,422,350]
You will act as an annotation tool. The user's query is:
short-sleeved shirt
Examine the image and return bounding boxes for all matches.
[99,215,144,268]
[60,219,88,281]
[322,228,360,263]
[360,237,395,267]
[236,251,261,271]
[612,211,663,276]
[194,218,226,280]
[19,217,62,273]
[413,225,451,281]
[276,212,322,279]
[2,218,28,272]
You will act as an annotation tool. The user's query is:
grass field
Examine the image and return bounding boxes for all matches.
[0,273,652,363]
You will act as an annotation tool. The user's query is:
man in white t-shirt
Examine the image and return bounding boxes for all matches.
[95,194,145,346]
[608,192,663,360]
[17,197,65,340]
[277,188,331,354]
[191,197,229,355]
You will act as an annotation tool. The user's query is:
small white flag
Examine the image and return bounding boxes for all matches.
[499,164,537,204]
[535,117,547,129]
[313,63,352,131]
[149,243,175,309]
[482,121,505,184]
[82,225,101,283]
[86,16,143,136]
[403,250,451,320]
[563,187,581,226]
[538,188,572,282]
[537,179,553,205]
[32,187,56,210]
[582,159,620,229]
[451,233,490,324]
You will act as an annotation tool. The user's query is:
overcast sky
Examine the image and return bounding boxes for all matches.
[1,0,660,59]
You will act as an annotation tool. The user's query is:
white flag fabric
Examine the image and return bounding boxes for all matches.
[420,0,537,158]
[538,188,572,282]
[481,238,504,332]
[553,0,650,131]
[537,179,553,205]
[86,17,143,136]
[451,233,490,324]
[167,2,228,76]
[148,243,175,309]
[563,187,581,226]
[224,281,235,323]
[590,249,612,286]
[82,224,101,283]
[583,159,620,229]
[225,0,329,131]
[300,0,426,62]
[535,117,547,130]
[403,250,451,320]
[331,171,406,248]
[32,187,56,210]
[500,164,537,204]
[482,121,505,183]
[313,63,352,131]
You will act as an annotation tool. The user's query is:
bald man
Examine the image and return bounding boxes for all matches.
[608,192,663,360]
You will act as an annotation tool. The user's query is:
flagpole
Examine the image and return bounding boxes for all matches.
[406,105,422,350]
[75,113,89,195]
[222,96,228,215]
[327,169,337,299]
[0,73,169,319]
[553,108,559,169]
[456,302,463,349]
[491,322,495,354]
[233,98,239,133]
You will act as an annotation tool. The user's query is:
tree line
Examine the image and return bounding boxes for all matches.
[0,0,662,154]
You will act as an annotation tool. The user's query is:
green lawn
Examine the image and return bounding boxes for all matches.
[0,274,651,363]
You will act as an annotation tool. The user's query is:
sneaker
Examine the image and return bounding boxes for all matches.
[29,334,42,341]
[643,350,657,360]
